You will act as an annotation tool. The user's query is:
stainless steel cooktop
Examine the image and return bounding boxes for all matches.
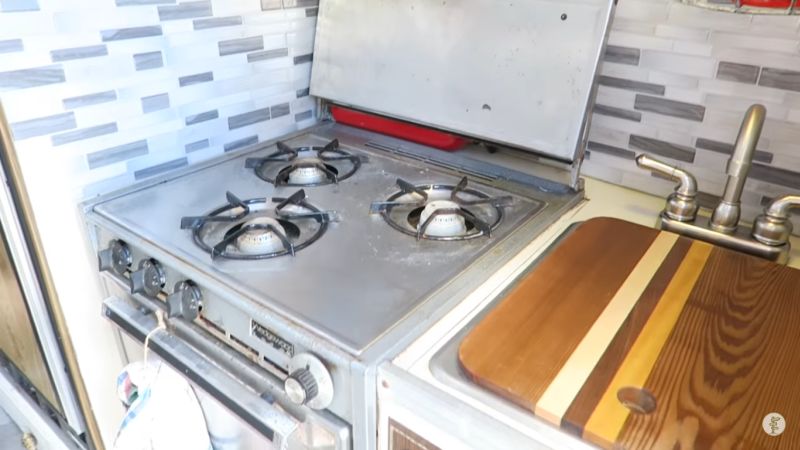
[92,123,553,354]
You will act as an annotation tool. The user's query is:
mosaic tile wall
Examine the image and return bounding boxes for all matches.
[0,0,319,199]
[583,0,800,230]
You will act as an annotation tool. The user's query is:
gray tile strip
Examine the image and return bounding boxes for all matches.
[296,87,309,98]
[598,76,666,96]
[193,16,241,30]
[295,110,312,122]
[261,0,281,10]
[224,135,258,152]
[10,112,76,140]
[270,102,290,119]
[716,61,760,85]
[603,45,640,66]
[247,48,288,62]
[185,109,218,125]
[650,170,675,182]
[134,51,163,70]
[0,65,65,90]
[293,53,312,65]
[101,26,162,42]
[63,90,117,109]
[228,107,270,129]
[219,36,263,56]
[50,45,107,62]
[51,122,118,146]
[87,140,148,169]
[629,134,695,163]
[158,1,212,21]
[185,139,209,152]
[0,39,23,54]
[283,0,318,7]
[141,93,170,112]
[634,94,705,122]
[594,104,642,122]
[696,191,720,210]
[116,0,175,5]
[587,141,635,160]
[758,67,800,93]
[134,157,188,180]
[750,163,800,190]
[179,71,213,86]
[695,137,773,164]
[305,7,318,16]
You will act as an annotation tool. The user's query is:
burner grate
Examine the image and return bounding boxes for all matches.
[244,139,364,186]
[370,177,513,241]
[180,190,332,260]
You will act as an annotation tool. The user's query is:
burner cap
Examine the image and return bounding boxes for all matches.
[235,217,288,255]
[418,200,467,237]
[288,158,329,185]
[244,139,361,187]
[371,177,513,241]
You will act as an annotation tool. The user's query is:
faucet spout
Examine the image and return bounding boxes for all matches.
[709,104,766,233]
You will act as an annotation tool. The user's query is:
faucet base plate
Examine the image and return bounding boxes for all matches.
[658,213,790,265]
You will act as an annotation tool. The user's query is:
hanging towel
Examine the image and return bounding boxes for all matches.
[114,360,212,450]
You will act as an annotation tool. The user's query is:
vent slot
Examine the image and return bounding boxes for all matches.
[199,316,225,336]
[229,334,259,358]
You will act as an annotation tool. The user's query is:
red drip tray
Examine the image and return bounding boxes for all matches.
[330,106,468,151]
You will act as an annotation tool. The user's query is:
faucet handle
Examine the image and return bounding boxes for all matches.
[752,195,800,246]
[635,154,699,222]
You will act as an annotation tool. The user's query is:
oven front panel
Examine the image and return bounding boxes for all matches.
[100,275,352,450]
[90,219,356,420]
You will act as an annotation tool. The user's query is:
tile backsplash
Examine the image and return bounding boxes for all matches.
[583,0,800,230]
[0,0,318,199]
[1,0,797,220]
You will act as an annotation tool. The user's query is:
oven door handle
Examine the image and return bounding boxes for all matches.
[102,295,301,448]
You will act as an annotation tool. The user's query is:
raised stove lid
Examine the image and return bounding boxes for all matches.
[310,0,615,162]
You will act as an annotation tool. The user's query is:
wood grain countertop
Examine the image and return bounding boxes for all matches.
[459,217,800,449]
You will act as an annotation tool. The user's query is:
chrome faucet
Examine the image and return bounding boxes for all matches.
[709,104,766,233]
[635,104,796,265]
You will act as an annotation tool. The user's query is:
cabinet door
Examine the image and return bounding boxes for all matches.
[0,227,59,410]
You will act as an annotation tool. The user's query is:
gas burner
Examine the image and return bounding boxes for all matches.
[180,190,332,260]
[244,139,363,186]
[370,177,513,241]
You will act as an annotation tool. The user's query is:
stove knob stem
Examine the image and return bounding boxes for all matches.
[284,353,334,410]
[98,248,114,272]
[98,240,131,275]
[130,269,148,295]
[166,281,203,320]
[129,259,165,297]
[285,368,318,406]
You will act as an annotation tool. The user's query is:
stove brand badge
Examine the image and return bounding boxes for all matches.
[762,412,786,436]
[251,320,295,358]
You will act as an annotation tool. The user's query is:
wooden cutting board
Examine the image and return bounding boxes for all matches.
[459,217,800,449]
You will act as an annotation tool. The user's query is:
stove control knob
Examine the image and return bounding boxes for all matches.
[166,281,203,321]
[98,240,132,275]
[285,368,318,406]
[129,259,166,297]
[285,353,333,410]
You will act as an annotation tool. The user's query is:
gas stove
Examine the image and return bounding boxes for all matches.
[85,122,581,449]
[91,123,562,353]
[84,0,613,447]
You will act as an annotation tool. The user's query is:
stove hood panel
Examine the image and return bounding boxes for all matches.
[310,0,615,163]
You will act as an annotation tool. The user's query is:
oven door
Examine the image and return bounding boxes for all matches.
[99,274,350,450]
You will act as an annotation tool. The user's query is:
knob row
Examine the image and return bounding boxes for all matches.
[99,240,203,320]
